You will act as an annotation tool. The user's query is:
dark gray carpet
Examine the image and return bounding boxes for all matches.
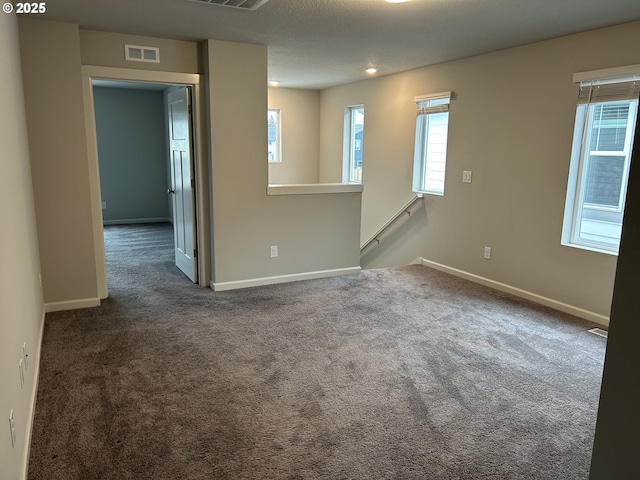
[28,223,606,479]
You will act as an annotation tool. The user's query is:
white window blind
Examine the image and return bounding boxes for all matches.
[577,76,640,104]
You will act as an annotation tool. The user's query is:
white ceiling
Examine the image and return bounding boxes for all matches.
[43,0,640,89]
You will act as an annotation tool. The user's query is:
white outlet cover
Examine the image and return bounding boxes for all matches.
[462,171,472,183]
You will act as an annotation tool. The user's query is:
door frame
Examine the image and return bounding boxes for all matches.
[81,65,210,297]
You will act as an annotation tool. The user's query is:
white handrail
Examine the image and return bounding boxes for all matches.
[360,194,424,255]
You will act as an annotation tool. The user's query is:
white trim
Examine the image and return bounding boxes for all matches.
[561,240,618,256]
[81,65,200,86]
[418,258,609,326]
[103,217,172,226]
[573,64,640,84]
[267,183,364,196]
[45,298,101,313]
[21,309,45,480]
[211,267,361,291]
[82,74,108,299]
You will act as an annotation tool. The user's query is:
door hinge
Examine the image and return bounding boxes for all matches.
[188,104,192,114]
[194,248,198,258]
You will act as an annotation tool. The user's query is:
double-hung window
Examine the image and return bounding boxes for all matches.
[343,105,365,183]
[268,108,281,163]
[562,71,639,254]
[412,92,452,196]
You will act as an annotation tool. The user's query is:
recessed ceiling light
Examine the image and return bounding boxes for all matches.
[268,80,280,87]
[385,0,410,3]
[365,68,378,74]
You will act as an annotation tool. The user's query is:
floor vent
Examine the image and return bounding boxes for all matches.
[189,0,270,10]
[588,327,608,339]
[125,45,160,63]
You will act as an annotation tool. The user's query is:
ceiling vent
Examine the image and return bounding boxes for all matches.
[124,45,160,63]
[189,0,270,10]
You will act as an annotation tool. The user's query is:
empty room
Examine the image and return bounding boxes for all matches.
[2,1,640,479]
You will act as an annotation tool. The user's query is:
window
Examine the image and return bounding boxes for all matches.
[562,73,639,254]
[343,105,365,183]
[268,108,281,163]
[412,92,451,195]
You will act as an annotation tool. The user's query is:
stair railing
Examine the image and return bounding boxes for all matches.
[360,194,424,256]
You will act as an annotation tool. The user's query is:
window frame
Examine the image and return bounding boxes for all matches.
[342,105,365,184]
[412,92,452,196]
[562,75,639,255]
[579,101,636,214]
[268,108,282,164]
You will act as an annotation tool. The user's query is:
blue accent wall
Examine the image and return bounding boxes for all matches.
[93,87,170,223]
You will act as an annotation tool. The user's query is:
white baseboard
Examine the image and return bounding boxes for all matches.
[418,258,609,326]
[211,267,361,291]
[45,298,100,313]
[103,217,172,226]
[22,308,45,480]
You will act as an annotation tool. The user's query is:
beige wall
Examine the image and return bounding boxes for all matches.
[0,13,44,480]
[206,40,361,285]
[268,87,320,184]
[17,18,360,305]
[18,21,203,306]
[19,18,98,306]
[80,29,201,73]
[319,20,640,318]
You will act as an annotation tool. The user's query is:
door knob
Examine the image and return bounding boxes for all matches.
[167,188,175,194]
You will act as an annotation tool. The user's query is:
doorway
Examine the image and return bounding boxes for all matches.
[92,80,198,283]
[92,80,198,288]
[81,66,208,298]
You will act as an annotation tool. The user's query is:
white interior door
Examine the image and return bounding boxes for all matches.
[168,86,197,282]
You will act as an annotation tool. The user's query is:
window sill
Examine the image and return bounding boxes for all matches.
[412,189,443,197]
[561,241,618,256]
[267,183,364,196]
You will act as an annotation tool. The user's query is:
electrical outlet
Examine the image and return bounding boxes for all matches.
[9,410,16,448]
[462,170,473,183]
[484,246,492,260]
[23,343,28,370]
[270,245,278,258]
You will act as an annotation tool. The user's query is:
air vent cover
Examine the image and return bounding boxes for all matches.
[588,327,608,338]
[125,45,160,63]
[189,0,270,10]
